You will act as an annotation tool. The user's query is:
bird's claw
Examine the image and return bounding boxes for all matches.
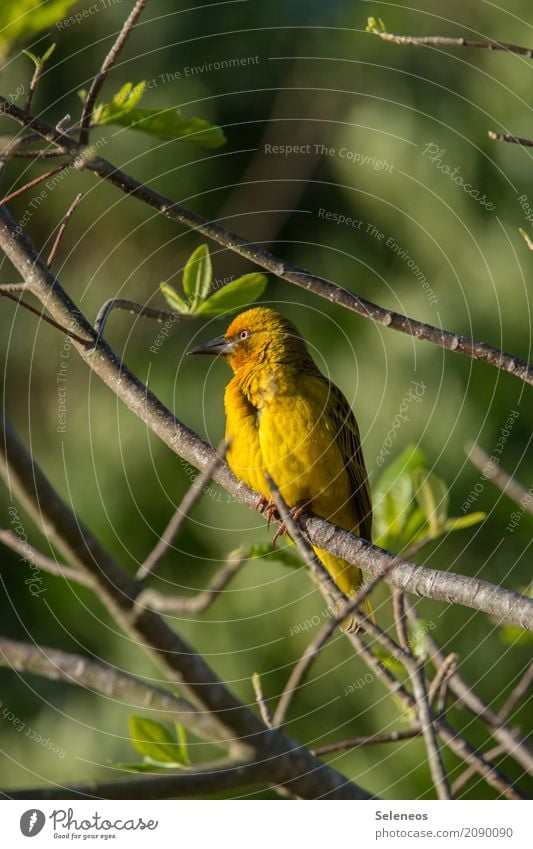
[272,522,287,548]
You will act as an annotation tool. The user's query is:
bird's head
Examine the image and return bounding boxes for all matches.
[188,306,310,373]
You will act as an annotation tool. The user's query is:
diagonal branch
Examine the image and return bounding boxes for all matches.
[1,96,532,386]
[0,202,531,629]
[466,443,533,514]
[79,0,148,144]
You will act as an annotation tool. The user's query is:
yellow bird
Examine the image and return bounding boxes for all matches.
[189,306,372,630]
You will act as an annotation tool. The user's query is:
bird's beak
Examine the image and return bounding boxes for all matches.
[187,335,234,357]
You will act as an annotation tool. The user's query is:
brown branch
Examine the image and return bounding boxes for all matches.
[94,298,182,340]
[0,410,372,800]
[2,759,267,800]
[252,673,273,729]
[137,441,228,581]
[79,0,148,144]
[429,652,458,716]
[1,97,532,386]
[47,192,83,268]
[0,161,68,205]
[405,599,533,777]
[0,288,94,345]
[452,744,507,796]
[138,549,247,614]
[0,637,218,742]
[0,528,93,587]
[466,443,533,514]
[488,131,533,147]
[0,205,531,629]
[312,728,422,756]
[497,664,533,724]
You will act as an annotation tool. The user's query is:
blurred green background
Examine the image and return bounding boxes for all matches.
[0,0,531,798]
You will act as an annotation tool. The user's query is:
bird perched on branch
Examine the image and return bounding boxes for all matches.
[189,306,372,630]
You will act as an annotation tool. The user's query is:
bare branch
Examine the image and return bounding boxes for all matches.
[452,744,507,796]
[497,664,533,724]
[0,637,218,742]
[0,528,93,587]
[0,204,531,629]
[94,298,181,340]
[0,288,94,345]
[137,441,228,581]
[312,728,422,756]
[252,673,273,729]
[466,443,533,513]
[0,161,68,205]
[3,760,267,801]
[366,24,533,57]
[47,193,83,268]
[79,0,148,144]
[429,652,458,716]
[138,549,247,614]
[488,131,533,147]
[1,96,532,386]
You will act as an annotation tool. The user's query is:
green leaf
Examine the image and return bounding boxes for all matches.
[195,273,268,317]
[373,444,427,549]
[160,282,189,313]
[23,42,56,70]
[443,513,485,533]
[183,244,212,306]
[499,624,533,646]
[175,723,191,766]
[89,82,226,148]
[366,16,387,34]
[128,716,186,765]
[0,1,78,52]
[412,468,449,536]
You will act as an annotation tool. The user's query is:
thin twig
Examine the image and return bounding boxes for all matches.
[0,529,93,587]
[136,441,229,581]
[79,0,148,144]
[137,549,247,614]
[466,443,533,514]
[488,131,533,147]
[1,97,532,387]
[393,588,409,649]
[94,298,181,339]
[497,664,533,724]
[47,193,83,268]
[312,727,421,756]
[0,161,68,205]
[367,25,533,58]
[519,229,533,252]
[0,289,94,346]
[452,744,507,796]
[252,672,273,728]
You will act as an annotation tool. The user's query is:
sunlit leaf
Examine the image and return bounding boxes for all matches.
[373,444,427,549]
[183,244,212,306]
[160,282,189,313]
[194,273,267,317]
[246,543,302,570]
[175,723,191,766]
[412,467,449,536]
[443,513,485,533]
[23,42,56,70]
[499,624,533,646]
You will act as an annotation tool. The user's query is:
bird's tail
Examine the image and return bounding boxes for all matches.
[312,546,374,633]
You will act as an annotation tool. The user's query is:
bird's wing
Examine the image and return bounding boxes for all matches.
[324,379,372,540]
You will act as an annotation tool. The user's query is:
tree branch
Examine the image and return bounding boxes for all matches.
[1,96,532,386]
[466,443,533,513]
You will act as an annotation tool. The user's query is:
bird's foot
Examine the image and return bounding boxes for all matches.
[271,501,310,548]
[256,496,280,527]
[272,522,287,548]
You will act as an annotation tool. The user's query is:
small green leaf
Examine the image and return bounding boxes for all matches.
[128,716,183,764]
[373,444,427,549]
[0,1,78,52]
[366,16,387,34]
[183,244,212,306]
[175,723,190,766]
[246,542,302,570]
[195,273,267,317]
[160,282,189,313]
[24,43,56,70]
[443,513,485,533]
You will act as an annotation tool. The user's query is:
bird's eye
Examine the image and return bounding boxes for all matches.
[239,329,250,340]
